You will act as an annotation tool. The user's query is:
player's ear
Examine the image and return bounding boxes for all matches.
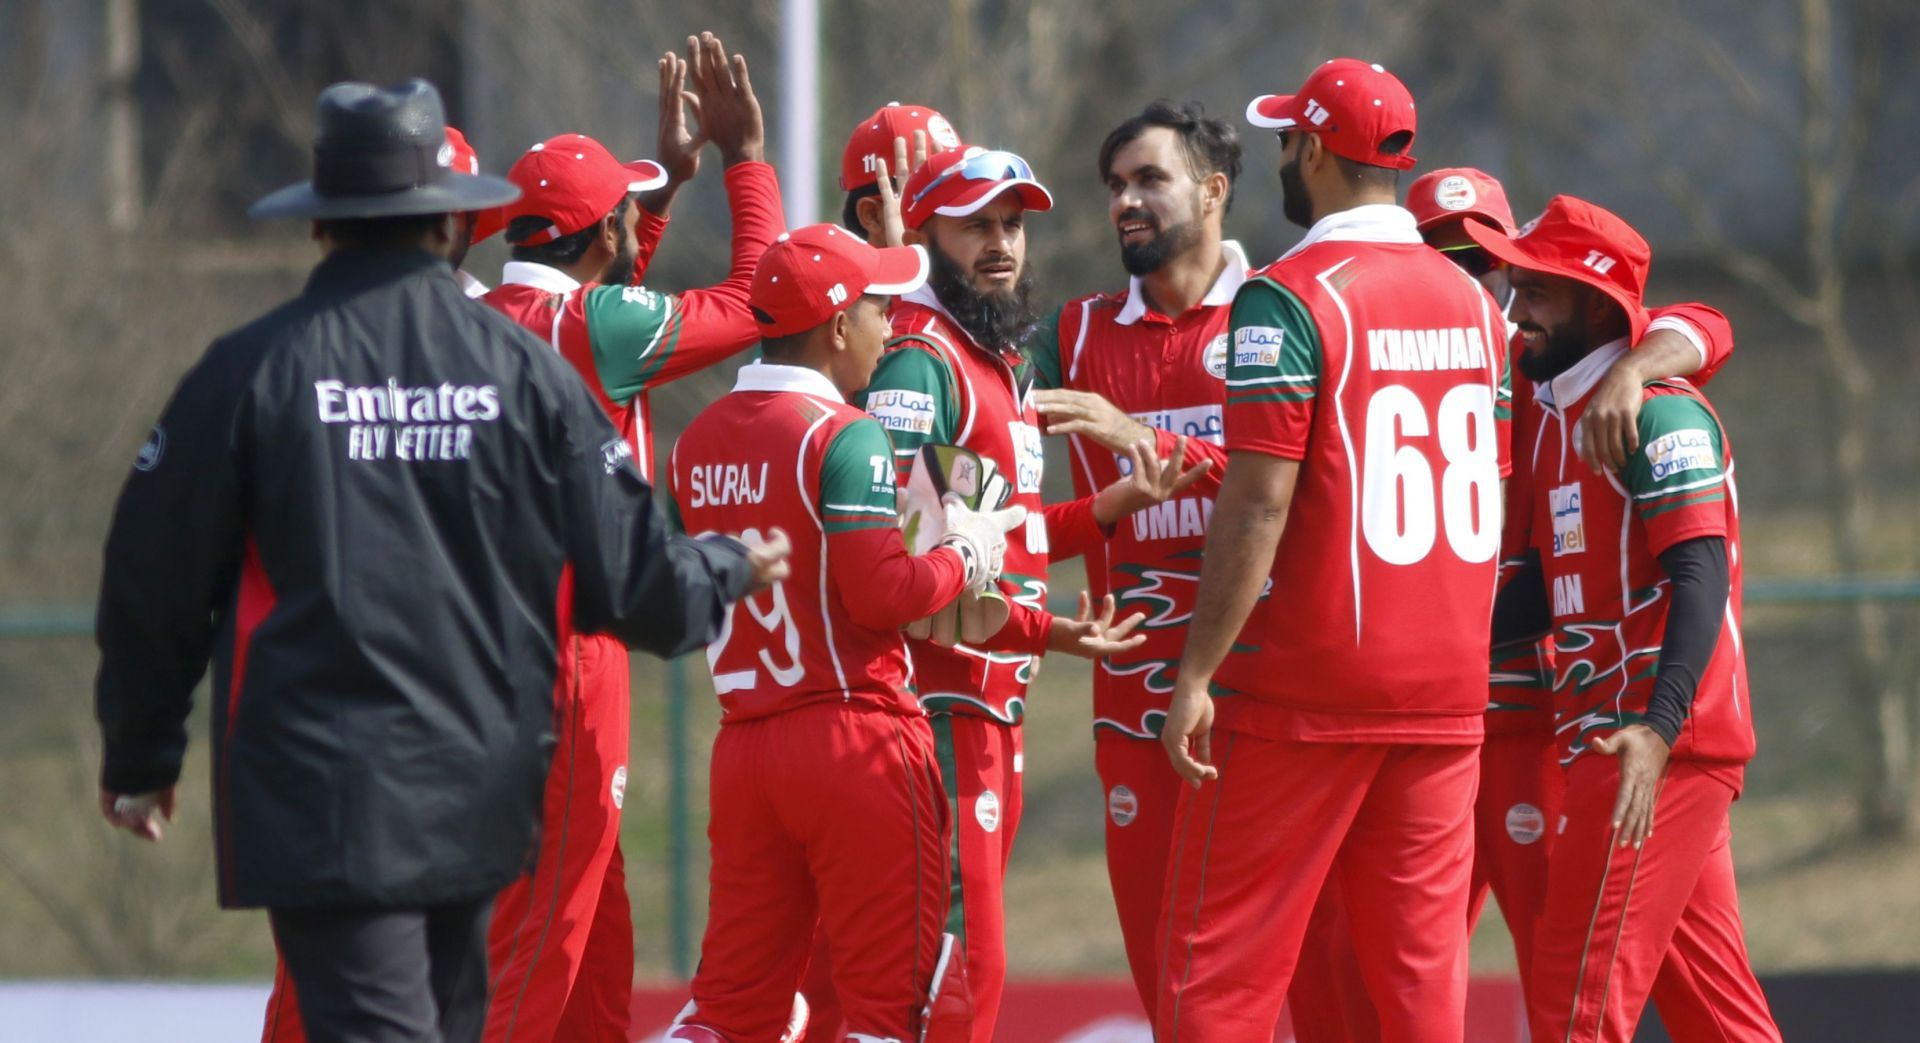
[830,309,853,352]
[856,195,886,238]
[1202,171,1229,216]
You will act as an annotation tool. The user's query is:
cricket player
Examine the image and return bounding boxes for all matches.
[1464,196,1781,1043]
[442,126,493,298]
[859,144,1202,1042]
[1158,59,1510,1041]
[663,224,1024,1043]
[1024,99,1251,1019]
[1409,166,1740,1017]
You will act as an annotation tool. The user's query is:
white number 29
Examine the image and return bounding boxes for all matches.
[706,527,806,694]
[1360,383,1499,565]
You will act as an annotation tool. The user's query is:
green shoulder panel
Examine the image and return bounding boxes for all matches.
[819,417,902,534]
[1622,393,1727,518]
[1025,306,1066,391]
[582,283,679,403]
[857,341,960,463]
[1225,277,1321,406]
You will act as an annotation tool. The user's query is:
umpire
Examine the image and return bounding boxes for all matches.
[93,80,784,1043]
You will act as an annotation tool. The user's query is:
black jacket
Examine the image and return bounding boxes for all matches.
[95,248,751,910]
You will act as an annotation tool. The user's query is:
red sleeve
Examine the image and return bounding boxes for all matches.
[627,206,671,284]
[980,592,1053,654]
[1643,302,1734,386]
[1043,495,1111,563]
[1152,425,1230,499]
[826,530,968,629]
[648,162,788,386]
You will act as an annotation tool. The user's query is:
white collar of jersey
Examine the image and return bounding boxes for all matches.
[1116,240,1252,326]
[1536,336,1629,410]
[1278,203,1423,262]
[732,361,844,402]
[901,282,973,343]
[499,261,581,294]
[456,268,489,299]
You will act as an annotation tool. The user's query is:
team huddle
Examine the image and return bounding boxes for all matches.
[94,26,1784,1043]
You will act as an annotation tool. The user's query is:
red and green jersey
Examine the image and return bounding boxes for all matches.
[1492,303,1735,736]
[669,363,968,723]
[1527,344,1754,769]
[1027,243,1247,738]
[1214,205,1511,743]
[481,162,784,479]
[857,287,1104,723]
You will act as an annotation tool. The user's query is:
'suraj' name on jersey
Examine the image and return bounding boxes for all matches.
[686,462,769,507]
[1366,327,1490,372]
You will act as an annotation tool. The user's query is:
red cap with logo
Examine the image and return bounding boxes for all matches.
[841,102,964,191]
[901,146,1053,230]
[1407,167,1517,235]
[751,224,931,338]
[1465,194,1652,341]
[498,133,668,245]
[1246,58,1419,171]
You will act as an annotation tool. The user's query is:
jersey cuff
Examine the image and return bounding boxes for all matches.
[1644,315,1708,373]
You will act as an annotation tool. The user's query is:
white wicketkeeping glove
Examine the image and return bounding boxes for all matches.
[936,493,1027,592]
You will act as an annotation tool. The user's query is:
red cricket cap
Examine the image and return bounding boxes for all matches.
[1407,167,1517,235]
[1465,194,1652,342]
[498,133,668,245]
[901,146,1053,230]
[840,102,963,191]
[751,224,931,338]
[1246,58,1419,171]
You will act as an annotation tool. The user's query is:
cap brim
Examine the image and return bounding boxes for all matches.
[932,178,1055,219]
[625,159,668,193]
[470,205,506,244]
[1246,94,1299,129]
[248,172,521,220]
[1464,220,1650,341]
[867,243,930,296]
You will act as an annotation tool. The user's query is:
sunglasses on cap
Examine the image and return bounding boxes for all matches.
[1438,242,1503,278]
[909,149,1036,208]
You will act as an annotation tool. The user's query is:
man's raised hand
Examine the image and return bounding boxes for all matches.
[685,32,764,167]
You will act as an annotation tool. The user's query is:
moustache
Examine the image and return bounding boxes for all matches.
[1517,323,1546,336]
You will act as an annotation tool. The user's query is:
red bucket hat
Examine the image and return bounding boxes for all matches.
[751,224,931,338]
[1465,195,1652,342]
[1246,58,1419,170]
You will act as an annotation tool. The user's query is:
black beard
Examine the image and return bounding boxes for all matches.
[1280,155,1313,229]
[599,242,637,286]
[1117,208,1205,277]
[927,240,1039,349]
[1515,318,1595,382]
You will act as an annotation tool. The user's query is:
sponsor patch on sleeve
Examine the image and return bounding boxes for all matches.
[1644,428,1716,481]
[1233,325,1286,369]
[867,388,937,435]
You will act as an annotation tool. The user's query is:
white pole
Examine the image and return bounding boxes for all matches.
[780,0,820,225]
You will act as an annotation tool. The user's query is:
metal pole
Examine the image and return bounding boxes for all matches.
[779,0,821,225]
[667,655,694,979]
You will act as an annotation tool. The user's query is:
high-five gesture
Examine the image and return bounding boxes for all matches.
[685,32,764,167]
[642,49,704,216]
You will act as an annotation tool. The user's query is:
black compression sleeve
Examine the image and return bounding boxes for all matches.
[1491,551,1553,648]
[1645,536,1731,747]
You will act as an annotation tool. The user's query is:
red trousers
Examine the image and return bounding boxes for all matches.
[1469,729,1564,1001]
[1157,730,1479,1043]
[1528,757,1780,1043]
[1096,733,1355,1037]
[672,703,950,1042]
[927,712,1023,1043]
[262,634,635,1043]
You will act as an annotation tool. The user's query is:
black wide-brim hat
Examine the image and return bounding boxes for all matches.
[250,78,520,220]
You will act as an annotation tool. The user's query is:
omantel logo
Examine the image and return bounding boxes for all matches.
[1107,785,1139,827]
[1506,802,1545,845]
